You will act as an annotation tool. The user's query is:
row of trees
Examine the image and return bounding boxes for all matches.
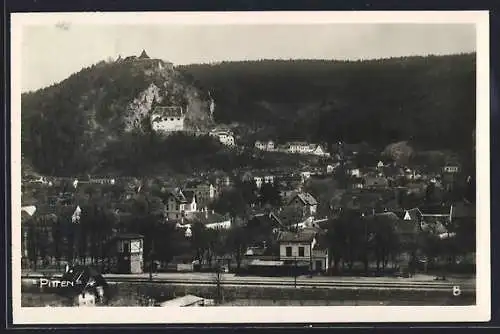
[326,209,475,274]
[22,169,475,275]
[21,178,274,271]
[179,54,475,151]
[23,201,475,275]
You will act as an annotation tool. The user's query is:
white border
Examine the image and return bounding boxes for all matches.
[10,11,490,324]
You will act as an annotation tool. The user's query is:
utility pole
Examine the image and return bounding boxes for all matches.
[149,239,154,281]
[294,257,298,288]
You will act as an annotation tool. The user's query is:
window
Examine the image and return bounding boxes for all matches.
[123,241,130,254]
[298,247,305,257]
[286,247,292,257]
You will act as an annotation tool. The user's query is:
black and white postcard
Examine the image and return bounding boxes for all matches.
[10,11,490,324]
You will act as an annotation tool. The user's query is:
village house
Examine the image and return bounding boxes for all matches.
[209,129,235,146]
[247,211,286,234]
[254,140,275,151]
[310,144,330,157]
[211,172,234,191]
[180,208,232,237]
[284,142,329,157]
[286,141,311,154]
[87,177,116,185]
[334,190,384,216]
[183,181,218,207]
[348,168,361,178]
[27,176,53,186]
[277,229,329,273]
[442,164,460,174]
[363,175,389,189]
[288,192,318,217]
[403,205,453,235]
[151,106,185,133]
[300,171,312,182]
[350,177,365,189]
[165,189,197,221]
[326,164,336,174]
[253,174,275,189]
[403,168,417,180]
[279,186,300,204]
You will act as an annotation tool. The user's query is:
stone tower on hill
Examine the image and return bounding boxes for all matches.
[139,50,150,59]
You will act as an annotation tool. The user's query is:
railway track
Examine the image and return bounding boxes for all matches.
[21,274,475,292]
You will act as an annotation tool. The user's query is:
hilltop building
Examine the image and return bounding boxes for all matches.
[281,141,330,157]
[151,106,185,133]
[121,50,174,71]
[255,140,275,151]
[209,129,235,146]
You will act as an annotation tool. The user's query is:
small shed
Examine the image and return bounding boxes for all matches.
[109,233,144,274]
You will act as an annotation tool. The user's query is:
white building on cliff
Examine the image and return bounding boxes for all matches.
[209,129,235,146]
[151,106,185,133]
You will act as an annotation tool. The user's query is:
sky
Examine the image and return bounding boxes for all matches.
[21,23,476,92]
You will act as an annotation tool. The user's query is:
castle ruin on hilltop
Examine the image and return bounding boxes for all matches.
[117,50,174,71]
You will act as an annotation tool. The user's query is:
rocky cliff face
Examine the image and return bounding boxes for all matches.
[21,53,215,175]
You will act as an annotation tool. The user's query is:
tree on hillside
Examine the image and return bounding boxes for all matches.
[211,188,248,219]
[279,206,304,230]
[236,180,259,206]
[190,221,210,265]
[370,215,401,272]
[326,210,363,273]
[425,182,436,204]
[258,183,281,207]
[225,220,248,270]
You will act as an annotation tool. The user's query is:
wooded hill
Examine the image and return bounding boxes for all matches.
[179,54,476,152]
[21,53,476,177]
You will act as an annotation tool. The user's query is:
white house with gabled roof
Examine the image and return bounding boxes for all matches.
[151,106,185,132]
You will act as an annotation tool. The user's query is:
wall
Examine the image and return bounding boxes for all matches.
[152,116,185,132]
[280,242,311,260]
[206,220,231,230]
[312,249,329,271]
[130,253,143,274]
